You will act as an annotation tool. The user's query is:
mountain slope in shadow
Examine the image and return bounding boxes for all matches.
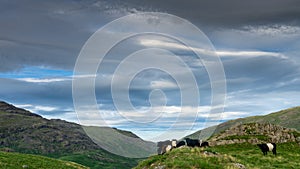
[0,101,155,168]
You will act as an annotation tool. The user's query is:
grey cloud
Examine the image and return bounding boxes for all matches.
[0,78,73,107]
[124,0,300,29]
[1,0,300,140]
[1,0,300,72]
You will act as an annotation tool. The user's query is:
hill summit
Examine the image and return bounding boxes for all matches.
[188,106,300,140]
[209,123,300,146]
[0,101,41,117]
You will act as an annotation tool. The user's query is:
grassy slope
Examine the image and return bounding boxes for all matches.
[0,151,88,169]
[135,142,300,169]
[57,150,142,169]
[0,101,154,169]
[0,110,141,169]
[84,126,156,158]
[188,106,300,139]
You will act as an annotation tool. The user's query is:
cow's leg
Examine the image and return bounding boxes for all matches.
[272,148,276,155]
[272,144,277,155]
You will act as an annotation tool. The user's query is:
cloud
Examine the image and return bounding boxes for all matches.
[150,80,177,89]
[139,39,287,59]
[216,50,287,59]
[17,78,70,83]
[15,104,58,113]
[241,25,300,36]
[1,0,300,142]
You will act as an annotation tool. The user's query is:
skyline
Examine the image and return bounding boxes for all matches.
[1,0,300,141]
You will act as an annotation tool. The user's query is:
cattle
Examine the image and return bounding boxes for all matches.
[171,139,177,148]
[200,141,209,147]
[157,138,209,154]
[257,143,277,155]
[176,140,186,148]
[157,140,172,155]
[185,138,200,147]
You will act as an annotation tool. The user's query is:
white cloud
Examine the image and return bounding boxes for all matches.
[72,74,97,79]
[139,39,287,59]
[17,78,70,83]
[242,25,300,36]
[35,106,57,112]
[150,80,177,89]
[14,104,33,108]
[216,50,287,59]
[15,104,58,113]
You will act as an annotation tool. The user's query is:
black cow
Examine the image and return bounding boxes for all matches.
[257,143,276,155]
[176,140,186,148]
[200,141,209,147]
[185,138,200,147]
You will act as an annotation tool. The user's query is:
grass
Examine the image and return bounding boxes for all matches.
[83,126,156,158]
[0,151,88,169]
[135,147,239,169]
[57,150,142,169]
[135,142,300,169]
[208,142,300,169]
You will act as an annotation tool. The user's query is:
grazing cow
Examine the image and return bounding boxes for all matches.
[176,140,186,148]
[257,143,277,155]
[171,139,177,148]
[185,138,200,147]
[157,140,172,155]
[200,141,209,147]
[165,145,172,152]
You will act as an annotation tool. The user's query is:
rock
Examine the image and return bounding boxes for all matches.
[208,123,300,146]
[233,163,246,169]
[154,165,165,169]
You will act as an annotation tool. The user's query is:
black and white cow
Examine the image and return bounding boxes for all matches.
[157,140,172,155]
[171,139,177,148]
[257,143,277,155]
[185,138,200,147]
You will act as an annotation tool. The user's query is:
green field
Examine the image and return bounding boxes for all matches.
[0,151,87,169]
[57,150,142,169]
[135,142,300,169]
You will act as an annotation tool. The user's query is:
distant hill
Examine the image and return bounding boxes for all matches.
[0,101,155,168]
[187,106,300,140]
[0,151,88,169]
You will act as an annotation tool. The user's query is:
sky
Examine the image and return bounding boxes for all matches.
[1,0,300,142]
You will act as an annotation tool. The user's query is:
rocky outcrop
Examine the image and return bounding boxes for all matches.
[209,123,300,146]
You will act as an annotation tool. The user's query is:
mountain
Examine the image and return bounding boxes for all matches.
[0,101,155,168]
[0,101,99,154]
[0,151,88,169]
[187,106,300,140]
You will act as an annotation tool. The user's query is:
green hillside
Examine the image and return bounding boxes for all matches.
[0,151,87,169]
[135,142,300,169]
[188,106,300,139]
[0,101,149,169]
[137,118,300,169]
[84,126,156,158]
